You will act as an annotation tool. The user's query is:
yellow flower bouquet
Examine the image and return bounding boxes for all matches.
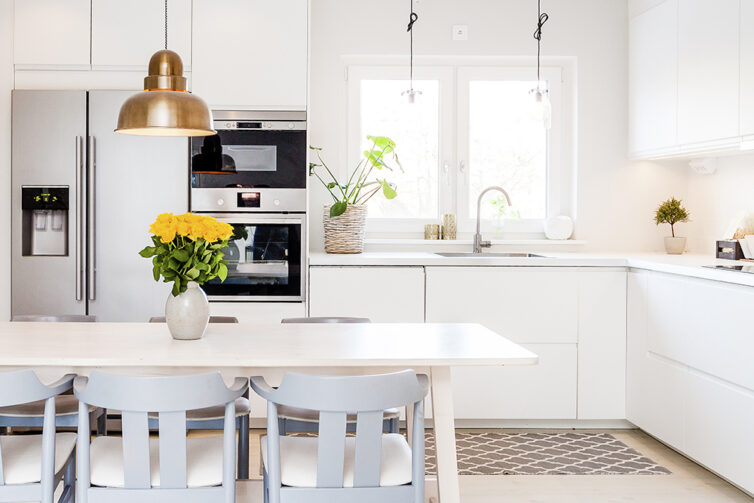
[139,213,233,296]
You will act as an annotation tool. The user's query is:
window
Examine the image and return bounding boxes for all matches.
[347,62,569,236]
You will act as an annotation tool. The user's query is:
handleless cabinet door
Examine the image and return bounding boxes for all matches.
[628,0,678,157]
[677,0,740,145]
[192,0,308,110]
[87,91,189,322]
[14,0,91,68]
[309,266,425,322]
[11,91,88,317]
[740,0,754,136]
[91,0,191,69]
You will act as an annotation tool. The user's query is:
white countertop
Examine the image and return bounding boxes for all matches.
[309,251,754,287]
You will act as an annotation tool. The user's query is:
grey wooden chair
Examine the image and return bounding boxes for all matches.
[0,369,76,503]
[74,371,248,503]
[252,370,428,503]
[281,317,371,324]
[1,315,106,436]
[147,315,250,478]
[278,317,400,435]
[149,316,240,324]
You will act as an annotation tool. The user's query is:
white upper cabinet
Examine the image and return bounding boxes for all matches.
[14,0,91,67]
[629,0,678,157]
[91,0,191,69]
[192,0,308,110]
[677,0,740,146]
[740,0,754,137]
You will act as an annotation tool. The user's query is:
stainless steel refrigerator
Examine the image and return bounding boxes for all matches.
[11,90,189,321]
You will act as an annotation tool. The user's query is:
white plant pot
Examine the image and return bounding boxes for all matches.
[165,281,210,340]
[664,236,687,255]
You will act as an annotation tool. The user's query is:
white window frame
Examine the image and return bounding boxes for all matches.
[347,65,455,234]
[456,66,563,234]
[345,56,574,238]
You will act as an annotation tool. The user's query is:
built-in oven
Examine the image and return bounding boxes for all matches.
[190,110,307,213]
[201,213,305,301]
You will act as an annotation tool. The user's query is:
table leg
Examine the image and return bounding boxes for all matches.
[430,366,460,503]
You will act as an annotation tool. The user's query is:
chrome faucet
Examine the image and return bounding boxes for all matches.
[473,186,512,253]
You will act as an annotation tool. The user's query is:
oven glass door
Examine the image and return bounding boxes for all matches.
[191,130,307,189]
[202,217,303,300]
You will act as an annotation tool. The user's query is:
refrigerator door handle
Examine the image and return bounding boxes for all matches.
[75,135,84,301]
[87,136,96,301]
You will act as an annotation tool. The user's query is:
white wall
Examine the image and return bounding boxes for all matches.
[308,0,687,252]
[681,154,754,254]
[0,0,12,321]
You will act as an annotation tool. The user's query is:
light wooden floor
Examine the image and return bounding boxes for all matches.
[240,428,753,503]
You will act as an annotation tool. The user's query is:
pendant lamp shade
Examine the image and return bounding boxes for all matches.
[116,50,215,137]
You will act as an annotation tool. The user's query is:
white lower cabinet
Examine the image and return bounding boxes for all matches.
[309,267,425,322]
[209,302,306,324]
[425,267,625,421]
[627,269,754,494]
[451,344,577,420]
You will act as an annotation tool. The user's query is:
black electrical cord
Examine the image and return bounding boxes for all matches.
[164,0,168,50]
[533,0,549,81]
[407,0,418,86]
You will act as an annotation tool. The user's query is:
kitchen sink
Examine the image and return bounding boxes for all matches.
[434,252,545,258]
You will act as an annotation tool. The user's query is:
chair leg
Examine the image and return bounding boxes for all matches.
[278,417,286,436]
[96,411,107,436]
[263,469,269,503]
[389,417,399,434]
[63,451,76,503]
[237,414,250,479]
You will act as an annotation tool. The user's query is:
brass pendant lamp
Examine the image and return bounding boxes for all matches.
[116,1,214,136]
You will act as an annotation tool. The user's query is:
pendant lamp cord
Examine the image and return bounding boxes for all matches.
[407,0,418,87]
[164,0,168,50]
[533,0,549,82]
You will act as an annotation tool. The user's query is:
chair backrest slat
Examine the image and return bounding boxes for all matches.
[0,370,66,407]
[316,411,347,487]
[352,411,384,487]
[158,411,187,489]
[121,411,151,489]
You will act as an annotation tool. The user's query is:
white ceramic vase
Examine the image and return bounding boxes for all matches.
[664,236,687,255]
[165,281,210,340]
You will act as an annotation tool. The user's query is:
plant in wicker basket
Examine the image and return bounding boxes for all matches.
[310,136,401,253]
[309,135,401,216]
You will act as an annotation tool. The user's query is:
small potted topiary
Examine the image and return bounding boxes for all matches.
[654,197,690,255]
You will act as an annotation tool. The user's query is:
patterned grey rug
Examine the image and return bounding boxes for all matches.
[424,432,671,476]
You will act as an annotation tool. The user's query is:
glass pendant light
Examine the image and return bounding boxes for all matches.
[401,0,421,104]
[116,0,214,136]
[530,0,551,129]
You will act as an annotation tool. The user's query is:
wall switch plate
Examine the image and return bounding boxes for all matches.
[452,25,468,41]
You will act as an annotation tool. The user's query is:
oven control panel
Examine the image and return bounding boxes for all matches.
[191,188,306,213]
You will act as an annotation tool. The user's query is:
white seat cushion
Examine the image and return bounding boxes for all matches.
[146,397,250,421]
[261,433,413,488]
[0,433,76,484]
[90,435,223,488]
[0,395,97,417]
[277,406,400,423]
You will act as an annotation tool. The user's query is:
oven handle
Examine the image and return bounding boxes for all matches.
[205,214,305,226]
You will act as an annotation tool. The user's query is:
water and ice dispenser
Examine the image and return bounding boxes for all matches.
[21,187,69,256]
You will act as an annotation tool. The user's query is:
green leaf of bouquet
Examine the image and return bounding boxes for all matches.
[139,246,156,258]
[173,248,189,262]
[217,263,228,282]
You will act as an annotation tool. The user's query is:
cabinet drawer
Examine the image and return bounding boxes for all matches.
[426,267,578,344]
[452,344,577,420]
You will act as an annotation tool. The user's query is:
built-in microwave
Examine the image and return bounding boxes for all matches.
[200,213,305,302]
[190,110,307,213]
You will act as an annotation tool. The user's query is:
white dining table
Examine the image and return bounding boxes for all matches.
[0,321,538,503]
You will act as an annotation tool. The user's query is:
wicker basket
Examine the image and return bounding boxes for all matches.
[323,204,367,254]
